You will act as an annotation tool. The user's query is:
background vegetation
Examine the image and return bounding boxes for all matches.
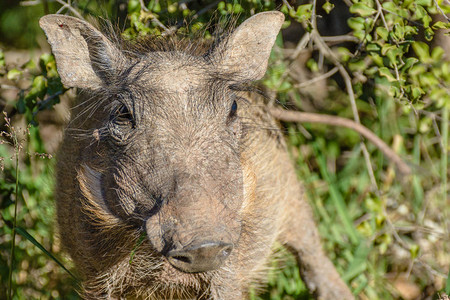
[0,0,449,299]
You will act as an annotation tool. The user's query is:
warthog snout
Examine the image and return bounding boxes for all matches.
[166,241,233,273]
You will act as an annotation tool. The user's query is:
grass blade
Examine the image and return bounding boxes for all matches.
[313,142,360,245]
[446,267,450,294]
[129,231,146,264]
[14,226,78,282]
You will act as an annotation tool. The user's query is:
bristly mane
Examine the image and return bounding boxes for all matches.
[94,13,240,60]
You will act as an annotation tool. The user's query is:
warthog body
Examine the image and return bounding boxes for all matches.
[40,11,353,299]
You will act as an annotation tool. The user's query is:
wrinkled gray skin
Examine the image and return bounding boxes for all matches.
[40,12,354,300]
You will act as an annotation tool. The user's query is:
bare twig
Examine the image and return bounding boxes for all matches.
[290,33,311,60]
[433,0,450,22]
[342,0,353,7]
[307,0,380,187]
[310,30,382,187]
[54,0,84,19]
[311,0,318,31]
[269,108,412,175]
[192,0,221,19]
[294,66,338,88]
[361,142,379,190]
[138,0,170,33]
[20,0,42,5]
[374,0,389,30]
[321,34,360,43]
[282,0,294,11]
[139,0,148,11]
[1,85,19,90]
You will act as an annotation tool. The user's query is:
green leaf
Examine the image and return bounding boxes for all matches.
[322,1,335,14]
[366,43,380,52]
[343,243,370,281]
[389,85,400,97]
[379,67,397,82]
[420,72,439,86]
[306,58,319,72]
[370,53,384,67]
[167,4,177,13]
[128,0,140,13]
[414,5,432,27]
[295,4,313,22]
[409,64,426,76]
[26,75,47,101]
[381,44,396,56]
[433,21,450,29]
[403,58,419,71]
[23,59,37,72]
[338,47,352,62]
[424,27,434,41]
[431,46,445,61]
[348,17,365,31]
[393,24,406,40]
[353,30,367,41]
[376,27,389,40]
[410,244,420,259]
[415,0,432,7]
[412,41,431,63]
[350,3,377,17]
[402,0,415,8]
[15,226,78,281]
[382,1,398,12]
[280,4,289,14]
[349,59,367,72]
[7,68,22,81]
[411,86,424,99]
[0,50,4,67]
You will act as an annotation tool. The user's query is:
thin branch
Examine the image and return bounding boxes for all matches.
[192,0,221,19]
[290,32,311,60]
[309,30,382,186]
[321,34,360,43]
[0,85,19,90]
[311,0,317,31]
[374,0,389,30]
[54,0,84,19]
[307,0,380,187]
[20,0,42,5]
[282,0,294,11]
[269,108,412,175]
[342,0,353,7]
[361,141,379,191]
[433,0,450,22]
[139,0,148,11]
[294,66,338,88]
[138,0,170,33]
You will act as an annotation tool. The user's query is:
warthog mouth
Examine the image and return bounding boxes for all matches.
[165,241,233,274]
[156,258,213,289]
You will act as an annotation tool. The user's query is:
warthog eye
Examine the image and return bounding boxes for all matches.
[229,100,237,119]
[112,104,135,128]
[109,103,135,144]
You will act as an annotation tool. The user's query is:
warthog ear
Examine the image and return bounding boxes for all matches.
[212,11,285,81]
[39,15,123,89]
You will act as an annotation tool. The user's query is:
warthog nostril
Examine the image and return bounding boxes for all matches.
[166,242,233,273]
[171,255,191,264]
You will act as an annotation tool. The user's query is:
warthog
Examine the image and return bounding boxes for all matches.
[40,11,354,299]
